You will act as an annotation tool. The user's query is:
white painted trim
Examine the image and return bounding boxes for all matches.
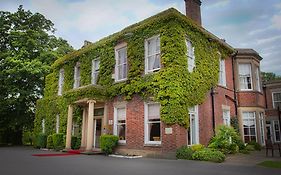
[91,58,100,85]
[259,113,265,145]
[187,105,199,145]
[273,120,281,142]
[113,106,127,144]
[115,43,128,82]
[144,35,161,74]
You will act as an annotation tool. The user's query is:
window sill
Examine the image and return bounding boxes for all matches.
[144,142,161,147]
[114,79,127,83]
[145,68,160,74]
[118,141,126,145]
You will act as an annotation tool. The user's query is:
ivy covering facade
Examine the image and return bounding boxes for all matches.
[34,8,233,136]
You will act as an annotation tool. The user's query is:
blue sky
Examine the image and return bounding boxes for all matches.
[1,0,281,75]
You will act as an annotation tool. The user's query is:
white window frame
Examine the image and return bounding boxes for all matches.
[273,120,281,142]
[272,92,281,109]
[73,62,81,88]
[185,38,195,72]
[238,63,253,91]
[144,102,161,145]
[187,105,199,145]
[114,106,126,144]
[255,67,261,92]
[242,112,257,142]
[145,35,161,74]
[58,69,64,96]
[218,56,226,86]
[259,112,265,145]
[223,108,230,126]
[115,43,127,81]
[91,58,100,85]
[42,118,45,134]
[56,114,60,134]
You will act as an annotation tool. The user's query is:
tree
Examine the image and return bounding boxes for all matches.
[261,72,281,82]
[0,6,73,144]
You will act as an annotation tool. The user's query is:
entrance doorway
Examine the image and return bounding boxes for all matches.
[93,119,102,148]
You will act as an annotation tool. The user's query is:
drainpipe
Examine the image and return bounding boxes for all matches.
[263,84,268,109]
[231,50,238,117]
[211,87,216,134]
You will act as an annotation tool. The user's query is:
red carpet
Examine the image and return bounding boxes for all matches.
[67,150,83,154]
[32,153,78,157]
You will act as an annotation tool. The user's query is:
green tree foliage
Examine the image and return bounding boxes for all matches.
[0,5,73,144]
[261,72,281,82]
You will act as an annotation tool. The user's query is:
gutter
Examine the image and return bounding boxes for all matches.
[231,50,238,117]
[211,87,216,134]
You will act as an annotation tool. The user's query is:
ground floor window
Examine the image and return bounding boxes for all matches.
[114,107,126,143]
[145,102,161,144]
[242,112,256,143]
[187,106,199,145]
[259,112,265,145]
[273,120,281,142]
[223,108,230,126]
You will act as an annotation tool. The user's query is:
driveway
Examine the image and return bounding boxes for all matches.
[0,147,280,175]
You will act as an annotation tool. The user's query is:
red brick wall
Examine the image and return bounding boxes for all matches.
[237,91,265,107]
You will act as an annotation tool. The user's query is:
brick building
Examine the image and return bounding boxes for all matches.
[35,0,267,156]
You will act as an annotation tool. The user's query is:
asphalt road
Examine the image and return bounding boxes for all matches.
[0,147,280,175]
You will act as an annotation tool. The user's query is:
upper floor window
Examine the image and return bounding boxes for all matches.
[145,35,160,73]
[58,69,64,96]
[144,102,161,144]
[219,57,226,86]
[73,62,81,88]
[255,67,261,92]
[186,39,195,72]
[273,92,281,109]
[238,64,252,90]
[115,44,127,81]
[92,58,100,85]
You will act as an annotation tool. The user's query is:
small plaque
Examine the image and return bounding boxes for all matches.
[165,128,173,134]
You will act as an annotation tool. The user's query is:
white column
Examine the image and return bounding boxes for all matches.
[80,108,87,148]
[103,103,108,134]
[65,105,73,150]
[86,100,96,151]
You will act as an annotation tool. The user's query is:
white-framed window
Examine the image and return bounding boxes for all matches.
[42,118,45,134]
[56,114,60,134]
[272,92,281,109]
[255,67,261,92]
[273,120,281,142]
[72,122,79,136]
[144,102,161,144]
[114,106,126,143]
[259,112,265,145]
[223,108,230,126]
[73,62,81,88]
[58,69,64,96]
[92,58,100,85]
[242,112,256,143]
[186,38,195,72]
[187,105,199,145]
[115,45,127,81]
[219,57,226,86]
[145,35,161,73]
[238,64,252,90]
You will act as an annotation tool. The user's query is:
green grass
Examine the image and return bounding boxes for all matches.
[258,161,281,169]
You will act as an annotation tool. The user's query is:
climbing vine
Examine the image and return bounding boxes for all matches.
[35,8,233,134]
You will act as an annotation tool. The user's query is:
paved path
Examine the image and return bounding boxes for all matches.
[0,147,280,175]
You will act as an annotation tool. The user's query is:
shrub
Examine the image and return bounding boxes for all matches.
[22,130,33,146]
[34,133,47,148]
[176,146,194,160]
[208,125,243,154]
[100,135,119,155]
[191,144,205,152]
[52,133,65,151]
[71,136,81,150]
[248,141,261,151]
[192,148,225,163]
[245,144,255,151]
[47,135,54,149]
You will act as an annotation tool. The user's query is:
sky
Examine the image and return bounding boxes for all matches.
[1,0,281,75]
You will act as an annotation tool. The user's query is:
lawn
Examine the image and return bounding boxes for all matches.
[258,161,281,169]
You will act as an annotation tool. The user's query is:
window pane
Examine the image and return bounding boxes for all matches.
[117,123,126,140]
[148,103,160,120]
[148,122,160,141]
[117,108,126,120]
[153,54,160,69]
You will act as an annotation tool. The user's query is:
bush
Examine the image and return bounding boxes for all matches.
[100,135,119,155]
[248,141,261,151]
[71,136,81,150]
[192,148,225,163]
[245,144,255,151]
[208,125,243,154]
[191,144,205,152]
[34,133,47,148]
[52,133,65,151]
[47,135,54,149]
[176,146,194,160]
[22,131,33,146]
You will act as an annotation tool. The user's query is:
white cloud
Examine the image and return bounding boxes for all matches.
[257,35,281,45]
[272,14,281,30]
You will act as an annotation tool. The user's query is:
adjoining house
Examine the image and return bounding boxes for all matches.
[34,0,268,156]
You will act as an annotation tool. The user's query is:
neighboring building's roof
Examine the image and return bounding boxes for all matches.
[263,79,281,86]
[235,48,263,60]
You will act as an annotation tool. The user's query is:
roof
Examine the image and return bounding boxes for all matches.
[235,48,263,60]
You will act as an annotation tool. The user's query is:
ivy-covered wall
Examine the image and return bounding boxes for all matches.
[34,8,233,135]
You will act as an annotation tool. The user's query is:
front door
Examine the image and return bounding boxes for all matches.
[94,119,102,148]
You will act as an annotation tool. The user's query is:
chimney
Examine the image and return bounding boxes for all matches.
[184,0,202,26]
